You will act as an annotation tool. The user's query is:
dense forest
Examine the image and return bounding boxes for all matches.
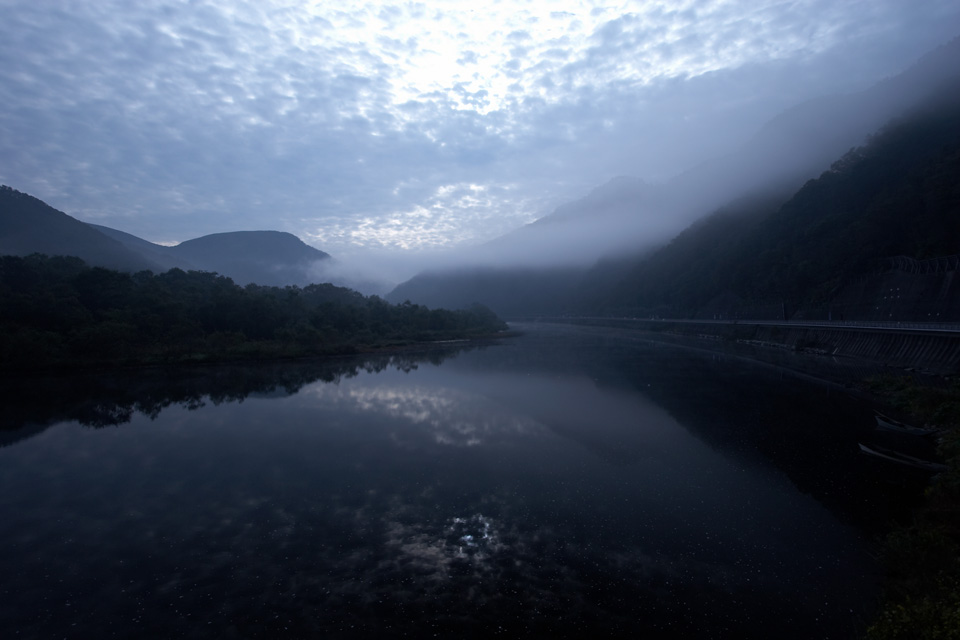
[0,254,507,371]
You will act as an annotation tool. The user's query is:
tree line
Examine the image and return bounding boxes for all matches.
[0,254,507,371]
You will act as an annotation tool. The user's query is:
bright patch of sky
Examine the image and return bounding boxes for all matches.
[223,0,861,125]
[292,1,714,116]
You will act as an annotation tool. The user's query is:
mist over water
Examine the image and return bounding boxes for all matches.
[0,324,925,638]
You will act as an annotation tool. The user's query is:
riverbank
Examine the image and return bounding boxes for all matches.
[0,329,520,378]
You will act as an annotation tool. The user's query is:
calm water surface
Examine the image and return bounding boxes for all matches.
[0,323,928,638]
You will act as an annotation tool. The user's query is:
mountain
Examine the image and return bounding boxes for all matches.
[389,177,658,314]
[89,224,196,272]
[390,36,960,315]
[552,35,960,258]
[586,82,960,320]
[477,176,662,266]
[389,266,585,317]
[164,231,330,287]
[0,186,158,272]
[0,186,332,287]
[92,224,332,287]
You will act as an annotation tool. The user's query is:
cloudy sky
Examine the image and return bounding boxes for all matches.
[1,0,958,264]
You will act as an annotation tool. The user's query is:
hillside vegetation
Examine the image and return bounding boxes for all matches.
[592,88,960,318]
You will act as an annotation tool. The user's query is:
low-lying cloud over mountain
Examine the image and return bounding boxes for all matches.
[389,39,960,315]
[454,36,960,269]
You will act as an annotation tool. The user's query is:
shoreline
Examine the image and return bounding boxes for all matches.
[0,329,521,378]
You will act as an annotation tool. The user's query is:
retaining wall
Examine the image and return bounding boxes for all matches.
[748,325,960,374]
[550,317,960,375]
[675,323,960,374]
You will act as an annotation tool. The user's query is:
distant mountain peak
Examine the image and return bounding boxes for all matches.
[165,230,330,286]
[0,185,158,272]
[1,186,334,287]
[172,230,329,259]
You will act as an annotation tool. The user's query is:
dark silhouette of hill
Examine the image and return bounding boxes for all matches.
[0,186,332,287]
[590,83,960,319]
[94,224,333,287]
[165,230,330,287]
[0,186,158,272]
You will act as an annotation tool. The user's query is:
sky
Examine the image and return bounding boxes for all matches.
[1,0,959,275]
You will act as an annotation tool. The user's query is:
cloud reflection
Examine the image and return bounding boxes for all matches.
[307,382,541,447]
[384,512,507,584]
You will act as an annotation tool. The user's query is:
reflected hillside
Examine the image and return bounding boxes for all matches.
[448,323,929,533]
[591,340,932,533]
[0,343,487,446]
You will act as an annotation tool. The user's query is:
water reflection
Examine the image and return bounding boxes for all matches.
[0,324,930,638]
[0,343,483,446]
[385,512,505,578]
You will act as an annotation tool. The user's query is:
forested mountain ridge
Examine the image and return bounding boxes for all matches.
[590,86,960,319]
[0,185,332,287]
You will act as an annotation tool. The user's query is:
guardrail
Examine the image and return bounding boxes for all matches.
[546,317,960,334]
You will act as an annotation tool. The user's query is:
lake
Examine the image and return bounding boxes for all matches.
[0,323,929,638]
